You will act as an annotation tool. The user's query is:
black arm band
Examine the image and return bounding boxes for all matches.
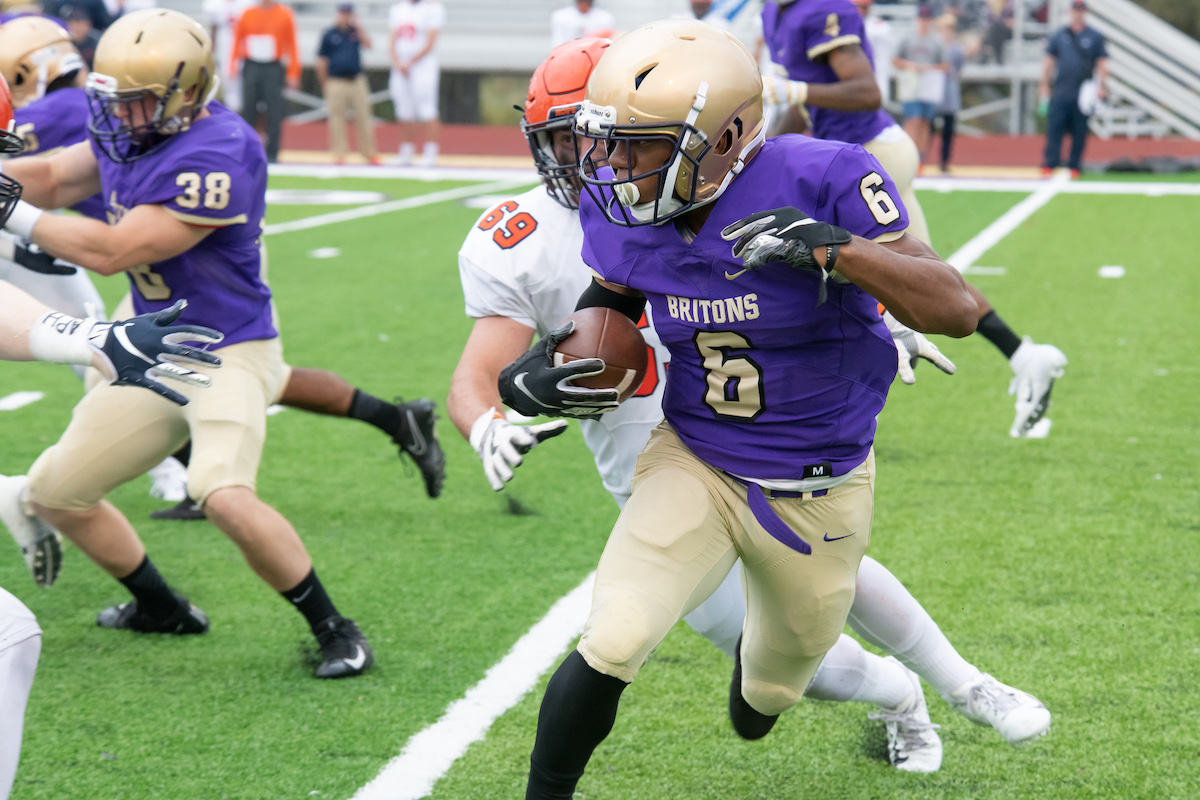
[575,278,647,324]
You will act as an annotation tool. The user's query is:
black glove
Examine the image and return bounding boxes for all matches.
[1,234,77,275]
[92,300,224,406]
[720,207,852,304]
[498,321,619,419]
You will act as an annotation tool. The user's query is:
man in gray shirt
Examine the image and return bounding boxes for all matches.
[893,4,946,161]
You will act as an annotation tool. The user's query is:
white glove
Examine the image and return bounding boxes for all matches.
[469,409,569,491]
[883,311,956,385]
[762,75,808,107]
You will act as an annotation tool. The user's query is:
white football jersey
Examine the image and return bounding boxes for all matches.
[0,587,40,654]
[550,5,617,47]
[458,186,669,506]
[388,0,446,62]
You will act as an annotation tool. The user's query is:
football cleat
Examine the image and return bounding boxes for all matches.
[1008,337,1067,438]
[313,615,374,679]
[147,456,189,502]
[868,658,942,772]
[728,635,779,740]
[391,398,446,499]
[149,498,206,521]
[0,474,63,588]
[97,596,209,634]
[948,673,1051,746]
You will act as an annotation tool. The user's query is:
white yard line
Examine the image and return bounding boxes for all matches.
[262,179,533,237]
[351,572,595,800]
[944,171,1071,272]
[0,391,44,411]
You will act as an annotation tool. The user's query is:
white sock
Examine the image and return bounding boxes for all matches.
[682,567,744,660]
[398,142,414,163]
[806,635,913,709]
[847,555,982,700]
[422,142,438,164]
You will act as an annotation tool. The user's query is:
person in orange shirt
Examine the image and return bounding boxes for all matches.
[231,0,300,162]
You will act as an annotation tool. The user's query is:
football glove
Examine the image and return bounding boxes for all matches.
[92,300,224,406]
[882,310,956,385]
[0,232,77,275]
[470,410,569,491]
[498,321,620,419]
[721,208,852,304]
[762,75,808,108]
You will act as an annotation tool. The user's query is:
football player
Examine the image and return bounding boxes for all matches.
[0,16,446,518]
[761,0,1069,438]
[387,0,445,166]
[0,10,374,678]
[0,75,223,799]
[494,21,1029,796]
[465,35,1047,787]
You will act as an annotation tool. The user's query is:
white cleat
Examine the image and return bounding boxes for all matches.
[868,657,943,772]
[949,673,1051,746]
[0,474,63,588]
[147,456,188,502]
[1009,337,1067,438]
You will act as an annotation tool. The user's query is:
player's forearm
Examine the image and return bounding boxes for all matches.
[0,281,106,372]
[30,214,148,276]
[831,236,977,336]
[448,367,505,441]
[805,75,881,111]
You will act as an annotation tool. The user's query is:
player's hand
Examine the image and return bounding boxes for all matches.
[471,412,569,491]
[498,321,620,419]
[762,75,808,108]
[721,207,852,272]
[883,310,956,385]
[91,300,224,406]
[0,233,77,275]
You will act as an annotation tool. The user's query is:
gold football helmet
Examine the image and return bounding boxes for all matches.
[522,37,610,209]
[86,8,216,163]
[575,19,765,226]
[0,16,85,108]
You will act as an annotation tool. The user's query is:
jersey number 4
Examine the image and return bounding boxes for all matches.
[477,200,538,249]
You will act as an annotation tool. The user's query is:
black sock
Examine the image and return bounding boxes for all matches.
[280,569,339,630]
[976,310,1023,359]
[119,556,181,621]
[347,389,402,439]
[526,650,628,800]
[172,442,191,468]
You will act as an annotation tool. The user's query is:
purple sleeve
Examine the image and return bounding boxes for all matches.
[797,2,865,62]
[820,147,909,240]
[142,145,257,226]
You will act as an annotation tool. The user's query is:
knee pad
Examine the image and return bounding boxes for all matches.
[743,676,804,718]
[27,447,101,512]
[579,589,653,682]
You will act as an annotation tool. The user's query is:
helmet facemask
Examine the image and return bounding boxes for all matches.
[86,66,209,163]
[521,101,585,209]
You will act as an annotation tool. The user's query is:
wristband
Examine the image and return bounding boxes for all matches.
[468,407,504,453]
[28,311,99,367]
[6,200,44,240]
[790,80,809,106]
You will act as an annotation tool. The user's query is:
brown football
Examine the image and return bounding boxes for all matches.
[553,306,649,402]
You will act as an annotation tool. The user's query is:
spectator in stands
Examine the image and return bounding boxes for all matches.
[102,0,156,23]
[388,0,445,167]
[231,0,301,163]
[45,0,109,31]
[203,0,253,113]
[935,12,974,172]
[1039,0,1107,176]
[982,0,1012,64]
[550,0,615,47]
[318,2,378,166]
[854,0,894,104]
[65,5,101,68]
[893,4,946,163]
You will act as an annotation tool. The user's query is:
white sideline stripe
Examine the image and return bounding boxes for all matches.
[916,176,1200,195]
[262,179,532,237]
[0,391,44,411]
[945,172,1071,272]
[351,572,595,800]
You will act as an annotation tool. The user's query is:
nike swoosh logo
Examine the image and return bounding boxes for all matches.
[403,409,428,455]
[823,532,856,542]
[725,269,749,280]
[514,373,555,410]
[291,586,313,604]
[343,645,367,670]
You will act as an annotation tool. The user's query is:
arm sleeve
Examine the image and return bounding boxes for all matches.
[317,31,332,59]
[231,12,247,68]
[282,9,301,81]
[144,154,258,227]
[801,9,864,61]
[458,253,540,329]
[822,147,910,240]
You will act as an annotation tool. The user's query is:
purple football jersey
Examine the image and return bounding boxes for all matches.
[580,136,907,480]
[762,0,894,145]
[13,88,106,221]
[93,101,275,347]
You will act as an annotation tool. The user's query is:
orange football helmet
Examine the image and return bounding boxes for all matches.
[521,36,610,209]
[0,73,25,227]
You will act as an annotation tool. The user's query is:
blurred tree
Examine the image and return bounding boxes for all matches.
[1135,0,1199,39]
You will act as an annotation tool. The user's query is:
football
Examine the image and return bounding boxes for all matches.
[553,306,649,402]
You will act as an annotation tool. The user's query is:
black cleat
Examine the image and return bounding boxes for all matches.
[391,398,446,498]
[97,596,209,634]
[729,635,779,740]
[313,615,374,679]
[149,498,206,521]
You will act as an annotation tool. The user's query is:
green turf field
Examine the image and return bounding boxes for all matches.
[2,173,1197,800]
